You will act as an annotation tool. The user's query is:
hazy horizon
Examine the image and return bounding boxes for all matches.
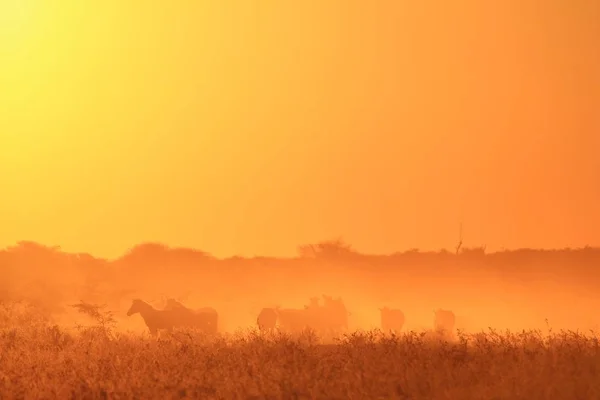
[1,1,599,259]
[3,239,600,261]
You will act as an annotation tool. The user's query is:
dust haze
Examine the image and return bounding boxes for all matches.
[2,239,598,335]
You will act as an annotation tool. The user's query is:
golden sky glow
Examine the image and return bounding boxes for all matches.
[1,1,599,258]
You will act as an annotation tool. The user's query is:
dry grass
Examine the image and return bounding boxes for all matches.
[0,303,599,399]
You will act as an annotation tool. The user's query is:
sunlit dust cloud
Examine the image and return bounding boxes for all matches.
[1,242,600,337]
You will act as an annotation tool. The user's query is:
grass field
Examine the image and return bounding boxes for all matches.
[1,304,599,399]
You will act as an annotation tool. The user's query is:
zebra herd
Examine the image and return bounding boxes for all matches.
[126,296,457,337]
[256,295,350,335]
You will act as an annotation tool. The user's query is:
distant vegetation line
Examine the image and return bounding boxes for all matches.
[2,238,600,262]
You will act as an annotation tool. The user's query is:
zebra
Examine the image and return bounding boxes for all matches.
[126,298,180,336]
[256,307,278,333]
[164,298,218,334]
[321,295,350,332]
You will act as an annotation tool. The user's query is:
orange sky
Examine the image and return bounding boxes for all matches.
[1,1,599,259]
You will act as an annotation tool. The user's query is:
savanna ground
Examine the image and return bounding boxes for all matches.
[1,302,599,400]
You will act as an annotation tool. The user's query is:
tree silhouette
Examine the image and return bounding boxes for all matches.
[297,238,357,260]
